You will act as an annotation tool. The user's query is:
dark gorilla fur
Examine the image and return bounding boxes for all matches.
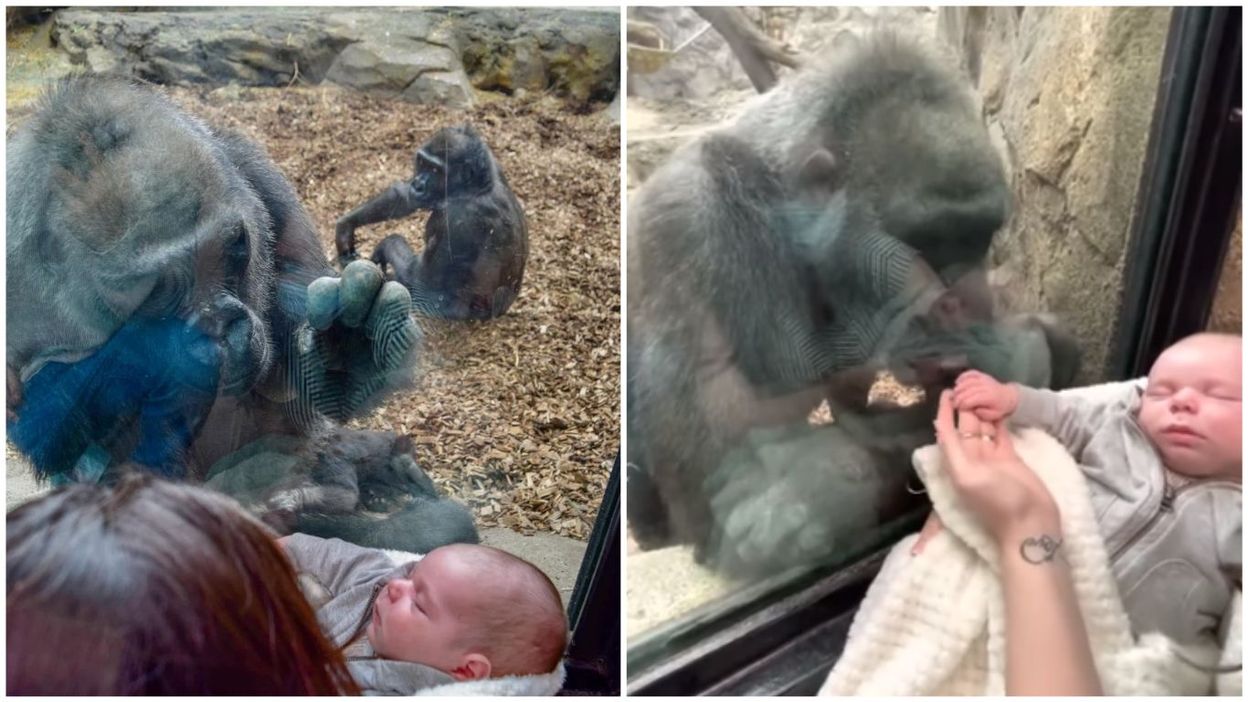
[6,76,477,552]
[335,124,529,321]
[627,31,1080,577]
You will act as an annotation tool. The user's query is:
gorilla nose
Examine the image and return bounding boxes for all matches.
[889,183,1009,272]
[195,293,250,341]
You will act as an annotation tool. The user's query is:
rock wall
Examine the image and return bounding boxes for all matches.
[1209,214,1243,333]
[627,6,936,100]
[50,7,618,107]
[939,7,1172,381]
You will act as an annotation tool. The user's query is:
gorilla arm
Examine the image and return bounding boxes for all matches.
[335,182,422,264]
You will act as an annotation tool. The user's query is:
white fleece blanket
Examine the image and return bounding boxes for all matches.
[819,427,1222,696]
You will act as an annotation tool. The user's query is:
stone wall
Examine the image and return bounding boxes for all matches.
[50,7,619,107]
[938,7,1172,381]
[627,6,936,100]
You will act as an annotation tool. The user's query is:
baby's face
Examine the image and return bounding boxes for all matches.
[366,547,485,675]
[1137,335,1242,480]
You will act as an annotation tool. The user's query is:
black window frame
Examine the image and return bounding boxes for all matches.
[560,454,622,695]
[626,6,1242,695]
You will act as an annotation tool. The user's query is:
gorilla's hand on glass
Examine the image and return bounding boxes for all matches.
[952,369,1020,421]
[295,260,420,422]
[933,390,1061,550]
[705,424,894,578]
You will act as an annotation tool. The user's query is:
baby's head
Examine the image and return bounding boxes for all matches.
[1137,333,1242,481]
[366,543,567,680]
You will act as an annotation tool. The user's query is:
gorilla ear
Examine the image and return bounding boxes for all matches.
[796,148,842,200]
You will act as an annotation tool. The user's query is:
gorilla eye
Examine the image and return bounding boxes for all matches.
[417,151,445,173]
[222,223,250,287]
[226,223,249,264]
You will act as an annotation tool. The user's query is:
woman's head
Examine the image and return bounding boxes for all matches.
[7,474,359,695]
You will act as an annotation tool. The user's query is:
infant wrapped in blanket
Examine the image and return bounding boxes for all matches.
[823,343,1242,696]
[281,534,568,695]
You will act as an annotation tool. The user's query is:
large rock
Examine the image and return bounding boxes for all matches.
[939,7,1171,381]
[49,7,618,106]
[453,7,619,103]
[54,8,355,85]
[325,35,474,108]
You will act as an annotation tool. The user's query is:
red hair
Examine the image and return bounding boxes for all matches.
[7,474,360,695]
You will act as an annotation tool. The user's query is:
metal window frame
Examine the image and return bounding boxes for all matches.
[628,6,1241,696]
[1110,5,1242,379]
[560,454,622,695]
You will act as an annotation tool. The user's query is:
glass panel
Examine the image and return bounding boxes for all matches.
[626,5,1172,678]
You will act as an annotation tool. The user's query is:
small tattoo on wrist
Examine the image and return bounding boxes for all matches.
[1019,534,1062,564]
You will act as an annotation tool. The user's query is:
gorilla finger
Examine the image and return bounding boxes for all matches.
[365,281,420,371]
[290,325,343,424]
[306,277,341,331]
[335,251,360,270]
[339,260,385,328]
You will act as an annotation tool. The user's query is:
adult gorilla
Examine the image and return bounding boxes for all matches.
[5,77,474,549]
[627,31,1080,578]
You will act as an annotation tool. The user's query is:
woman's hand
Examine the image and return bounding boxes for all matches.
[933,389,1061,551]
[951,370,1020,422]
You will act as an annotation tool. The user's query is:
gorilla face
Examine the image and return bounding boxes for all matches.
[137,172,277,397]
[409,125,493,209]
[803,70,1011,387]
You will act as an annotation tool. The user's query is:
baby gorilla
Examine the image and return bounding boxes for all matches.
[334,125,529,321]
[282,534,566,694]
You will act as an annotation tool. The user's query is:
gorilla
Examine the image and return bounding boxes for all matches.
[627,31,1080,578]
[335,124,529,321]
[6,76,476,551]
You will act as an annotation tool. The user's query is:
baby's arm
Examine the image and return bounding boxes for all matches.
[279,532,397,595]
[953,370,1122,456]
[1009,385,1124,456]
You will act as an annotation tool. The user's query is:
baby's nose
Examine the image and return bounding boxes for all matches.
[1170,387,1199,411]
[386,579,405,603]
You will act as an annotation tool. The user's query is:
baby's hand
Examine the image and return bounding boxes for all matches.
[952,370,1020,421]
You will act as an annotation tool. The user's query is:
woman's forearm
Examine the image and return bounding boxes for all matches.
[999,523,1103,696]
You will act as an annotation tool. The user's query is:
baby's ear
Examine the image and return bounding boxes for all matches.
[451,653,491,681]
